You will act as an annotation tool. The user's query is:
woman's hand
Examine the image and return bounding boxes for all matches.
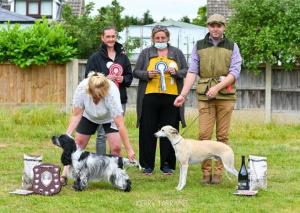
[126,148,135,161]
[166,67,176,75]
[115,75,124,83]
[107,74,116,81]
[148,70,158,78]
[114,115,135,161]
[66,107,84,136]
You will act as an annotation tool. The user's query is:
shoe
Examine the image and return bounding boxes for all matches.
[201,175,211,184]
[143,168,153,176]
[161,166,173,176]
[211,174,222,184]
[60,176,68,186]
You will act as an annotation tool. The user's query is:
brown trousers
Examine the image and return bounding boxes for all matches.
[198,99,235,176]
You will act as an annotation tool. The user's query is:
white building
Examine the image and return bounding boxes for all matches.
[9,0,63,20]
[119,20,208,61]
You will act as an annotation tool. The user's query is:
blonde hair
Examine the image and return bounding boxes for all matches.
[87,72,110,99]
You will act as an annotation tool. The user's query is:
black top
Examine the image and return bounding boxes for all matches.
[85,42,133,104]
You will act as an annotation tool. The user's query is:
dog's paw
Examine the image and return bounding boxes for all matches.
[72,179,84,191]
[176,186,184,191]
[72,183,83,191]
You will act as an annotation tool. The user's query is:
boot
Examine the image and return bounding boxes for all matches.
[212,160,223,184]
[211,174,222,184]
[201,159,212,184]
[202,174,211,184]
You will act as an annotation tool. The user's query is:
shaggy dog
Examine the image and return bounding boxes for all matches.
[51,134,140,192]
[155,125,238,190]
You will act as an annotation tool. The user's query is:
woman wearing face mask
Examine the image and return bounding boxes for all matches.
[133,25,188,175]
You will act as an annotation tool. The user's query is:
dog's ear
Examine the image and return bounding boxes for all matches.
[171,128,178,135]
[53,134,76,166]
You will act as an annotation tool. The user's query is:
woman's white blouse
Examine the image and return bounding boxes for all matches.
[72,78,123,124]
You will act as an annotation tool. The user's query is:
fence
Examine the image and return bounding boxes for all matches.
[0,63,66,105]
[76,60,300,111]
[1,60,299,122]
[236,65,300,111]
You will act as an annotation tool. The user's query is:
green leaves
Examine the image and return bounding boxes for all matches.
[0,18,77,68]
[192,5,207,26]
[227,0,300,72]
[61,0,141,59]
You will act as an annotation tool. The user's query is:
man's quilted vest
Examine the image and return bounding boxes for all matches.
[196,34,236,100]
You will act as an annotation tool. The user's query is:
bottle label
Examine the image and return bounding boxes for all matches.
[238,181,249,190]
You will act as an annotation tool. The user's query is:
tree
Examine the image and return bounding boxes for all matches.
[180,16,191,23]
[61,0,140,59]
[192,6,207,26]
[123,10,156,26]
[160,16,167,22]
[123,37,141,58]
[123,15,140,26]
[95,0,125,32]
[141,10,154,25]
[227,0,300,71]
[61,2,100,59]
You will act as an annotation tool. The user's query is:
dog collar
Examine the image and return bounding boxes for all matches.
[173,138,182,146]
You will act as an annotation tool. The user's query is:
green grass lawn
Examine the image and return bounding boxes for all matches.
[0,106,299,213]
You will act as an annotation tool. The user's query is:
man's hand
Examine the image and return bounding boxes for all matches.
[174,95,185,107]
[206,85,221,99]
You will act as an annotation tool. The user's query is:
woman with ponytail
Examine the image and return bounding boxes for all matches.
[60,72,135,185]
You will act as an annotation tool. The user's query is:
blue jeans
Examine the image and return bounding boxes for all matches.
[95,104,126,155]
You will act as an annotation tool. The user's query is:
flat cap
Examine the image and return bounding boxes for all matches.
[207,14,226,25]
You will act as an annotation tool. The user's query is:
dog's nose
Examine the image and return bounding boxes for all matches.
[124,179,131,192]
[51,136,58,146]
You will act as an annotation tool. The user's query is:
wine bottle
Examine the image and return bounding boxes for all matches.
[238,155,249,190]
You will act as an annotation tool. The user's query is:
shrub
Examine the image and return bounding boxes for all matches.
[0,18,77,68]
[227,0,300,72]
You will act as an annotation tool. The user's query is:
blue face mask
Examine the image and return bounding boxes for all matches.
[154,42,168,49]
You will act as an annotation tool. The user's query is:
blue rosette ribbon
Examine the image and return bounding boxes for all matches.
[155,61,168,91]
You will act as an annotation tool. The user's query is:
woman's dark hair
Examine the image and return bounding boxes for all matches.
[101,26,117,36]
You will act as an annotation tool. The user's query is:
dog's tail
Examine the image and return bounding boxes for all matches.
[223,164,238,177]
[222,150,238,178]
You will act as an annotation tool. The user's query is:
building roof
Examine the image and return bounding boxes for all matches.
[144,19,206,29]
[0,8,35,23]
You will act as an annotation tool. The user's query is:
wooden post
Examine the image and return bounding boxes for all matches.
[65,59,79,112]
[265,63,272,123]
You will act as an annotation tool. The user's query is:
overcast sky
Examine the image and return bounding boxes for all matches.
[85,0,207,21]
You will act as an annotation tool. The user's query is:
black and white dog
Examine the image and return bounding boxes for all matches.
[51,134,141,192]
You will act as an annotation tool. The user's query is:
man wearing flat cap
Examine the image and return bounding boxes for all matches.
[174,14,242,184]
